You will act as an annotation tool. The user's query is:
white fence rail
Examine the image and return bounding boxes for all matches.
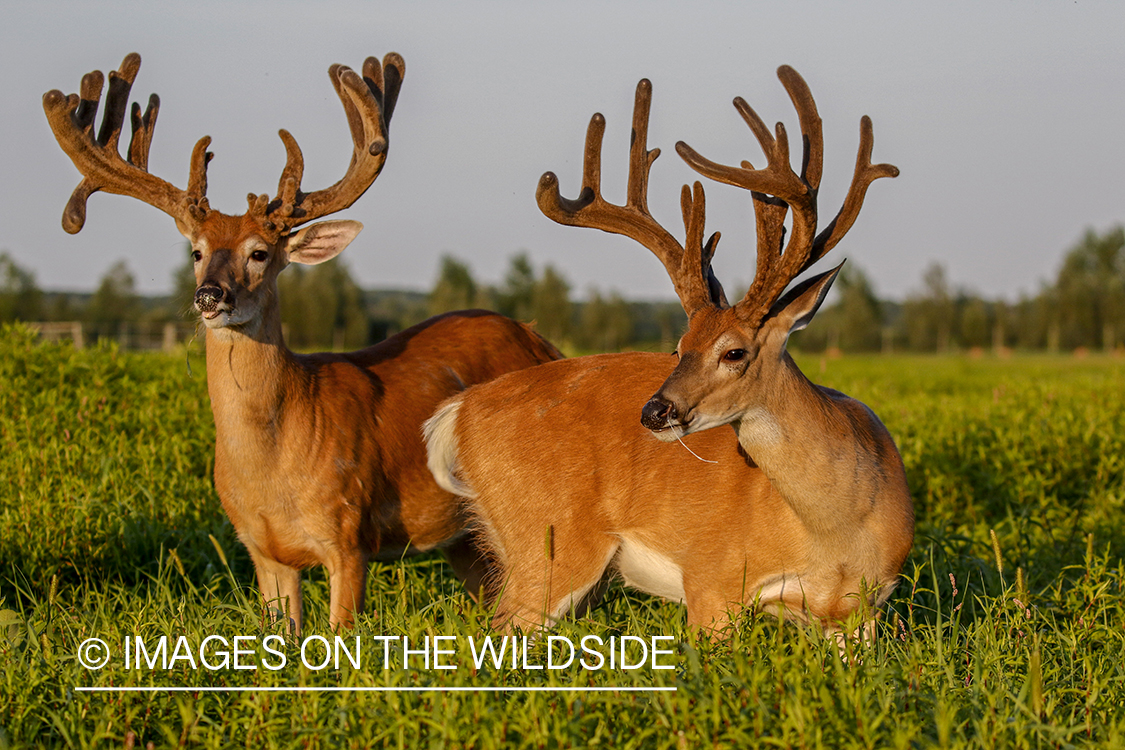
[29,321,197,351]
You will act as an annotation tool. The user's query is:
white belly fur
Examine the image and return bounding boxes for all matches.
[614,536,686,603]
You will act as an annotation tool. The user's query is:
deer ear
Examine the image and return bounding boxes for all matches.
[286,220,363,265]
[765,260,845,340]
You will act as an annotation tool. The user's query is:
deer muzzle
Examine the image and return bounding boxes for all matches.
[641,396,678,431]
[194,284,226,316]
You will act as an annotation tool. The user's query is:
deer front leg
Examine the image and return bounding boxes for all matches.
[682,571,743,638]
[442,535,490,602]
[326,550,370,630]
[684,598,737,638]
[251,551,303,636]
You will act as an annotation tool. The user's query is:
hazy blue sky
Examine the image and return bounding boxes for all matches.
[4,1,1124,301]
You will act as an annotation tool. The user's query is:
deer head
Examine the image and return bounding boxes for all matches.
[43,52,403,338]
[536,67,897,439]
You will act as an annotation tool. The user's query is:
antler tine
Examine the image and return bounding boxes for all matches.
[96,55,135,154]
[624,79,659,213]
[678,85,818,252]
[678,95,789,316]
[677,93,817,322]
[777,65,823,193]
[680,182,728,309]
[269,53,404,230]
[272,129,303,221]
[43,53,197,235]
[733,66,824,320]
[127,94,159,171]
[803,115,899,272]
[678,100,802,199]
[536,98,609,217]
[369,54,404,126]
[536,79,716,316]
[678,66,896,325]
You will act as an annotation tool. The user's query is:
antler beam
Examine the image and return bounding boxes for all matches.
[42,53,205,234]
[44,52,404,238]
[265,54,404,232]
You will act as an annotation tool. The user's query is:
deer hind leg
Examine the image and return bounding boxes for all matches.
[489,534,619,632]
[325,549,370,630]
[251,552,303,636]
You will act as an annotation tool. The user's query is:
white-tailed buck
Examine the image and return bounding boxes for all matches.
[44,53,562,632]
[426,67,913,638]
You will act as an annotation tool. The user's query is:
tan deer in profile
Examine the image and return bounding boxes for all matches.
[426,67,913,639]
[44,53,561,633]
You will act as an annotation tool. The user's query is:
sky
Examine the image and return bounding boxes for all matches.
[3,1,1124,302]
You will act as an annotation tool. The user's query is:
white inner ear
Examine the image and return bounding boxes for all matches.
[287,220,364,265]
[175,219,195,241]
[769,269,842,351]
[787,297,823,336]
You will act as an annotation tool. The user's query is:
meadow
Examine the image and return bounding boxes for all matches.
[1,323,1124,748]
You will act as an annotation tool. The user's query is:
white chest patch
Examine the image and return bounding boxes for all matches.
[614,536,686,603]
[738,407,784,446]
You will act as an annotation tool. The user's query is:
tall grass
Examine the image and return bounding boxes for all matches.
[2,326,1124,748]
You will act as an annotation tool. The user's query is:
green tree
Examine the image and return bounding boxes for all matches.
[428,255,478,316]
[278,258,368,350]
[959,296,990,349]
[531,264,571,343]
[655,303,683,350]
[1055,226,1125,350]
[902,262,954,352]
[990,299,1011,352]
[603,293,634,351]
[579,288,633,352]
[170,243,198,319]
[47,294,77,322]
[832,264,882,352]
[0,252,43,322]
[86,259,139,334]
[1012,286,1056,351]
[497,253,535,321]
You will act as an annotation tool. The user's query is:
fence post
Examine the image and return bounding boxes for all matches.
[163,322,177,352]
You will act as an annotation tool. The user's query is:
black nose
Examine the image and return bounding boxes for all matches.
[194,284,225,313]
[640,397,677,430]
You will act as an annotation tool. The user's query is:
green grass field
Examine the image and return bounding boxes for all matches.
[2,324,1124,748]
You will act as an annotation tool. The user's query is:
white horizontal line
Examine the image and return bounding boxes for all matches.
[76,686,676,693]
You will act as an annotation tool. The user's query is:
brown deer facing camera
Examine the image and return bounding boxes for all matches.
[44,53,561,633]
[426,67,913,639]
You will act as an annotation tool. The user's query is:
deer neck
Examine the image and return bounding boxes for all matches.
[203,300,304,455]
[732,353,866,535]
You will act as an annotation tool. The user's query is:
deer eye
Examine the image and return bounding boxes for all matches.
[250,250,269,262]
[723,349,746,362]
[191,250,202,262]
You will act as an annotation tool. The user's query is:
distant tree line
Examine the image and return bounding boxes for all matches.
[795,225,1125,354]
[0,251,173,343]
[2,225,1123,354]
[426,253,680,353]
[427,226,1125,355]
